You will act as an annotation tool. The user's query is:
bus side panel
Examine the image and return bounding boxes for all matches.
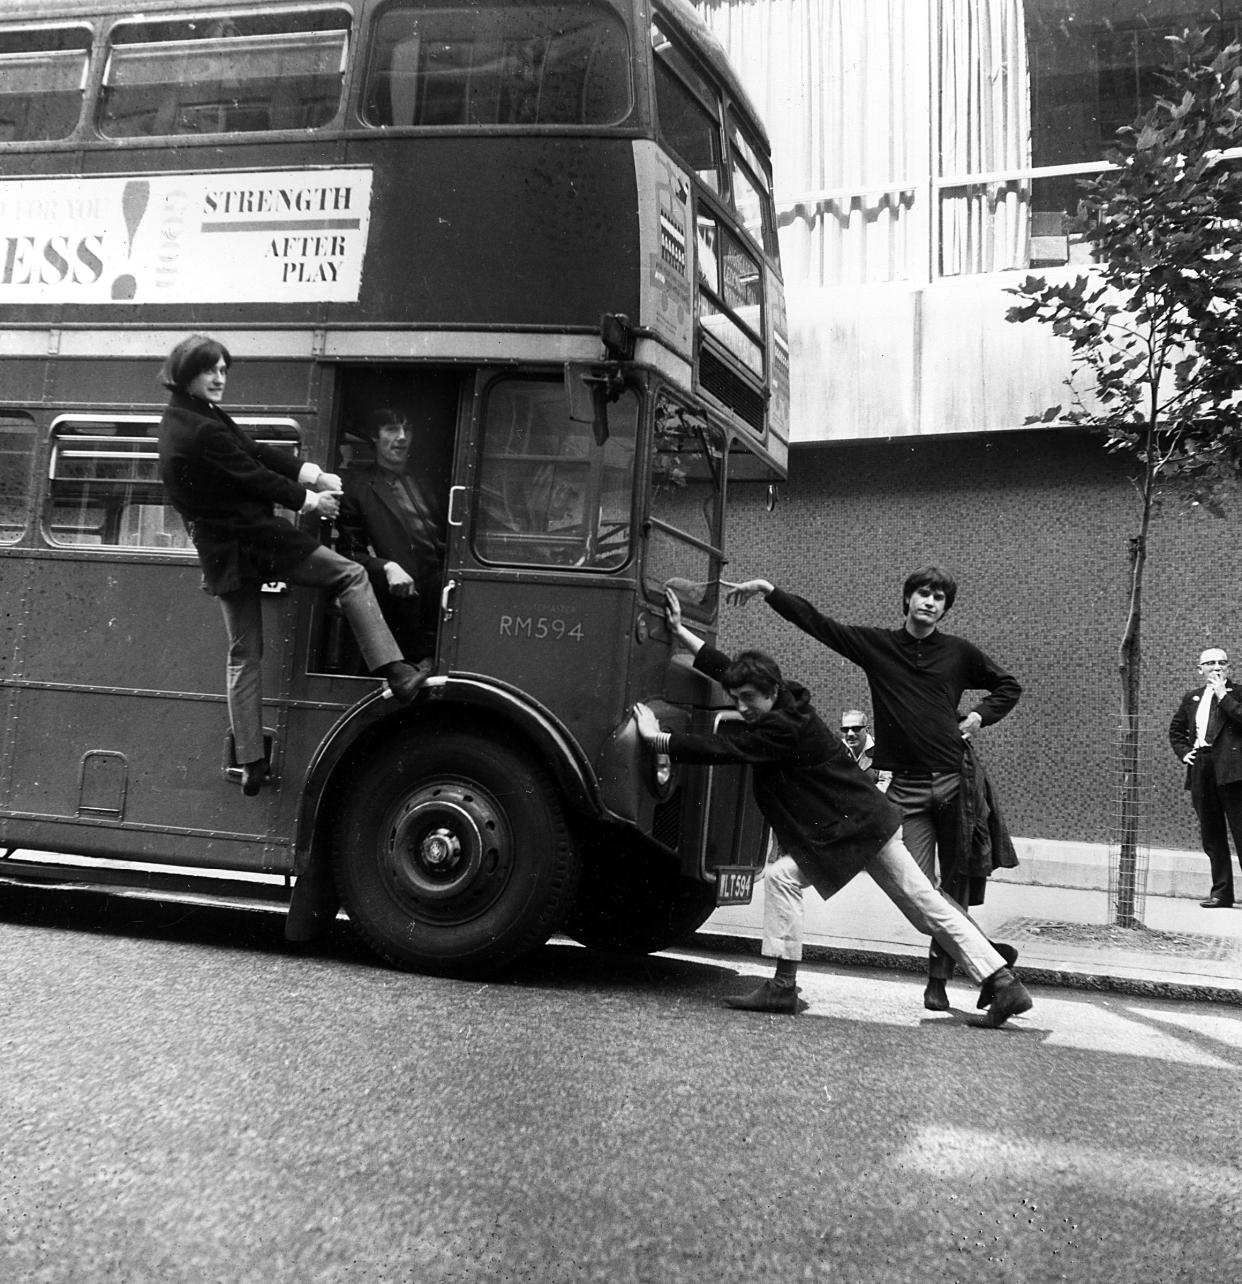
[338,137,641,330]
[0,553,30,813]
[6,556,295,863]
[444,576,633,768]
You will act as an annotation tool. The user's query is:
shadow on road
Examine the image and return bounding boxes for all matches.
[508,939,744,992]
[0,882,742,994]
[0,880,371,963]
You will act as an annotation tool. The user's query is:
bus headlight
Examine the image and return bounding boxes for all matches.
[653,751,673,796]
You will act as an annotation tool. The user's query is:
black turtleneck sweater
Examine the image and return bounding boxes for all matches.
[766,588,1021,774]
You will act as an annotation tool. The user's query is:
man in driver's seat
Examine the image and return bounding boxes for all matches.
[337,408,447,672]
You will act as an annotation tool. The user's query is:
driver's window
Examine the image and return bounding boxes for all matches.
[643,396,724,610]
[473,376,637,570]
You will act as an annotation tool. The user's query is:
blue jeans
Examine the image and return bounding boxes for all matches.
[218,546,403,763]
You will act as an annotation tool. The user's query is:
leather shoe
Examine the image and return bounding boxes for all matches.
[241,758,269,796]
[1200,896,1234,908]
[723,980,802,1014]
[923,978,949,1011]
[976,943,1020,1009]
[380,658,433,705]
[974,968,1033,1028]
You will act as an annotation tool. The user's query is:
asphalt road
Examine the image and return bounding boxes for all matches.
[1,884,1240,1284]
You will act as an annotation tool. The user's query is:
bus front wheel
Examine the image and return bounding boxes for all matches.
[333,732,580,977]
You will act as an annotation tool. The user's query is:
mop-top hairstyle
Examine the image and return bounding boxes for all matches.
[159,334,232,393]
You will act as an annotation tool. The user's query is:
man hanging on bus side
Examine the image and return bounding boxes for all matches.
[156,336,429,797]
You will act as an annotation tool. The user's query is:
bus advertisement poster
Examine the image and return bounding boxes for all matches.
[0,167,374,305]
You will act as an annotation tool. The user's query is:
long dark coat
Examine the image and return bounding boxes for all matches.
[158,390,318,595]
[667,644,903,900]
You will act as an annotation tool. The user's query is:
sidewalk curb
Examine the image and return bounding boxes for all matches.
[688,931,1242,1007]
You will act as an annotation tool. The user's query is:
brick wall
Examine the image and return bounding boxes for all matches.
[718,429,1242,850]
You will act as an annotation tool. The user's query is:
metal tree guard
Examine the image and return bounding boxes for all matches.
[1108,712,1155,928]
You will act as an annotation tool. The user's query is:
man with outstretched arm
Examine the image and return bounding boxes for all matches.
[632,589,1033,1027]
[725,568,1021,1012]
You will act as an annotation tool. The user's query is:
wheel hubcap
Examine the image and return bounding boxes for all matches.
[380,779,513,923]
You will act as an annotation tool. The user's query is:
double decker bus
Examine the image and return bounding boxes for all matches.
[0,0,789,976]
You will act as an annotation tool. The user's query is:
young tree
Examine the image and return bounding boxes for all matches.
[1006,31,1242,925]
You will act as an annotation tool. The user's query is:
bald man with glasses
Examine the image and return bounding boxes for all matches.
[1169,648,1242,908]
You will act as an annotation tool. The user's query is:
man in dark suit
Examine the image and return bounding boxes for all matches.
[1169,647,1242,908]
[337,409,447,664]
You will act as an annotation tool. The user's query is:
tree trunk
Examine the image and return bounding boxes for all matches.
[1115,471,1155,928]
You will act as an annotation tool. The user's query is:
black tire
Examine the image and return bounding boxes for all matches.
[333,732,580,977]
[563,834,718,955]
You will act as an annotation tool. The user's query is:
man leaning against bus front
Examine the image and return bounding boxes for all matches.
[336,408,447,670]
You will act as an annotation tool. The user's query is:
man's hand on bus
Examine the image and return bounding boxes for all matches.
[725,578,775,606]
[632,702,663,742]
[384,562,418,598]
[662,587,705,656]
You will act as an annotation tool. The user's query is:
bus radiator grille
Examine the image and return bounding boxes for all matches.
[651,791,682,851]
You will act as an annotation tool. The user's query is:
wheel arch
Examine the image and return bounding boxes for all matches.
[285,676,606,941]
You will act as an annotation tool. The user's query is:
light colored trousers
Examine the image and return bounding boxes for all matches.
[761,834,1006,984]
[218,545,403,763]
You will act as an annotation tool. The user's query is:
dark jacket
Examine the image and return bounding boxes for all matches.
[955,739,1019,905]
[666,645,903,900]
[1169,683,1242,788]
[158,390,317,595]
[336,466,446,595]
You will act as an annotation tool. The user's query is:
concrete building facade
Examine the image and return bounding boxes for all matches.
[696,0,1242,895]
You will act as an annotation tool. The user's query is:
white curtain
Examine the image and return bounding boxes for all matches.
[694,0,1031,284]
[939,0,1031,276]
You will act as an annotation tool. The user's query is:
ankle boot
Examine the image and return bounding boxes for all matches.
[977,967,1033,1028]
[376,658,432,705]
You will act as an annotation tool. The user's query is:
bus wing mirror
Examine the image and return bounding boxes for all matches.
[564,362,610,446]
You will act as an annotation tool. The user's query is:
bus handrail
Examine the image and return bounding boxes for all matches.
[645,516,724,561]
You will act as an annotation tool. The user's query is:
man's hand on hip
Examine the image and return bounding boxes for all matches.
[958,711,983,738]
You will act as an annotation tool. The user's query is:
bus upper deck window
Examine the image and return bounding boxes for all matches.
[0,26,91,143]
[651,21,723,194]
[362,2,632,128]
[728,118,776,258]
[0,414,38,544]
[99,8,351,138]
